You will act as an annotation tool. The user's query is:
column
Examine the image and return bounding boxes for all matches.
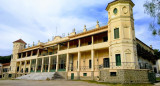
[29,60,31,73]
[58,44,60,51]
[31,51,33,56]
[24,60,26,73]
[37,49,40,56]
[91,50,95,80]
[35,58,38,72]
[19,61,22,73]
[41,58,44,72]
[79,39,81,47]
[92,36,94,44]
[68,42,70,49]
[21,53,23,58]
[48,56,51,72]
[26,52,28,57]
[77,52,81,71]
[91,50,95,71]
[56,55,59,72]
[66,53,69,72]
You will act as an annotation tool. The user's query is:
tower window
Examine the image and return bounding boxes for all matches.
[114,28,119,39]
[113,8,118,14]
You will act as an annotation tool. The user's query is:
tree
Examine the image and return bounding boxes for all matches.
[0,55,11,64]
[144,0,160,36]
[154,49,160,59]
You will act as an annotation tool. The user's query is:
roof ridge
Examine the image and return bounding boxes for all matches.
[13,39,26,44]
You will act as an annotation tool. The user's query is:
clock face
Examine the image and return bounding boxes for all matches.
[113,8,118,14]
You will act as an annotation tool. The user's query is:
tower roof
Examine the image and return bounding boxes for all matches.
[13,39,26,44]
[106,0,134,11]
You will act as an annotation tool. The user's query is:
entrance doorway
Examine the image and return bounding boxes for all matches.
[103,58,110,68]
[71,73,74,80]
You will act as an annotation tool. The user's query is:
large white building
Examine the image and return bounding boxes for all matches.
[2,0,157,83]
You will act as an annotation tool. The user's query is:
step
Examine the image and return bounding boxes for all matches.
[16,72,55,80]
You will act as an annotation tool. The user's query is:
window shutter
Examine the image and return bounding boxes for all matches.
[114,28,119,39]
[117,28,119,38]
[114,29,116,39]
[116,54,121,66]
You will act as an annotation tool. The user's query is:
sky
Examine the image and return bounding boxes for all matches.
[0,0,159,56]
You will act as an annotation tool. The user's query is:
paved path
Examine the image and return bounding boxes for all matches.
[154,82,160,86]
[0,80,105,86]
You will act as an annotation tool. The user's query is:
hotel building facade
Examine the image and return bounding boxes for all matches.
[3,0,156,83]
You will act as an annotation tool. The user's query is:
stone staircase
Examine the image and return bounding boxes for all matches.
[16,72,67,80]
[16,72,55,80]
[53,72,67,80]
[53,72,64,80]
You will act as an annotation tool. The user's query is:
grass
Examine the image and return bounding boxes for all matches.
[156,77,160,81]
[75,80,153,86]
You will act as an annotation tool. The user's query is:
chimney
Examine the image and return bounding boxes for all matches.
[150,45,152,49]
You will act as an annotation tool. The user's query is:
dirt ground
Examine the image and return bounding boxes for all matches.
[0,80,105,86]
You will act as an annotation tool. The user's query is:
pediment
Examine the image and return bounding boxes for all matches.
[54,36,62,41]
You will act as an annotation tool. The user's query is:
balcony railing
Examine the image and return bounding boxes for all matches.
[68,66,77,71]
[97,62,139,69]
[68,62,139,72]
[139,63,152,70]
[80,66,91,71]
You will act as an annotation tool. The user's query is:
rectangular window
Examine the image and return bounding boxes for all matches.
[110,72,116,76]
[89,60,92,68]
[115,54,121,66]
[83,73,87,76]
[114,28,119,39]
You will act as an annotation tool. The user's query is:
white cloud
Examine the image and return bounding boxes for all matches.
[0,0,159,56]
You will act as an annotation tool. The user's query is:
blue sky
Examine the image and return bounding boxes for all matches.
[0,0,159,56]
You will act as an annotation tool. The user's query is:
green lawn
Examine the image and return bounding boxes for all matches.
[77,80,153,86]
[156,77,160,81]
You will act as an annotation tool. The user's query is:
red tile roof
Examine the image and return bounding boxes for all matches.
[2,63,10,66]
[13,39,26,44]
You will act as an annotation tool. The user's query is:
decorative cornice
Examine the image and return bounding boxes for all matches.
[69,25,108,38]
[106,0,135,11]
[21,45,43,52]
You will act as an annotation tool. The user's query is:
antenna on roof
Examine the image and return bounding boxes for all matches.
[20,34,22,39]
[56,26,57,36]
